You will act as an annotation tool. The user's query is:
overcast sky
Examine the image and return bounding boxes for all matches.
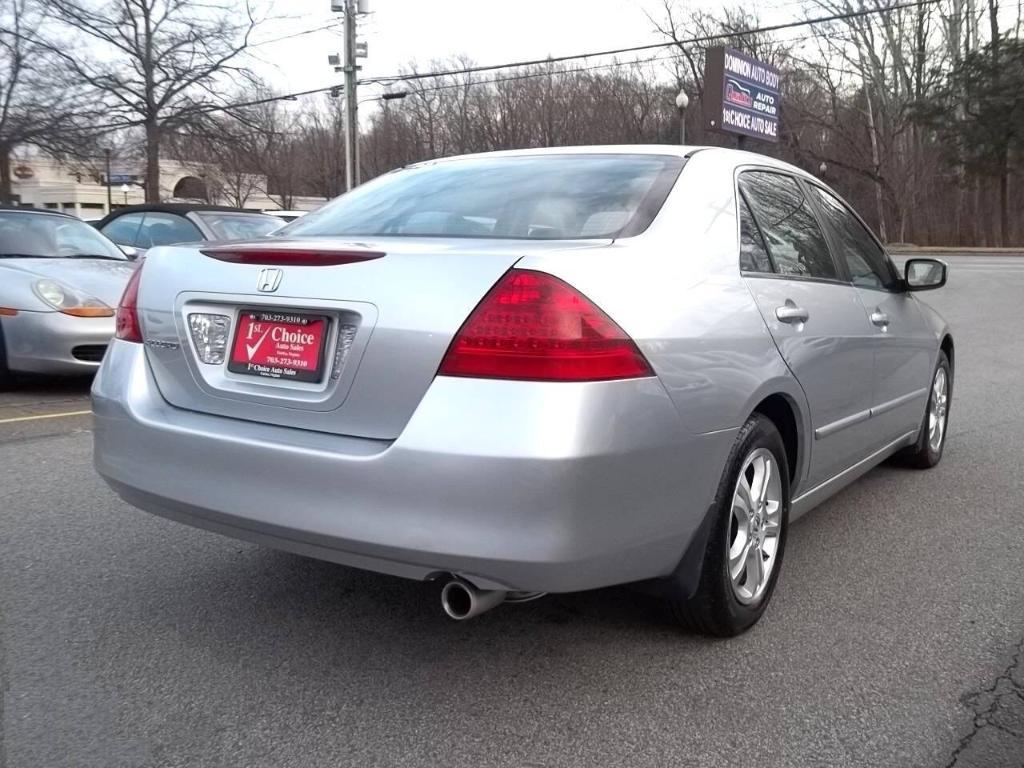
[249,0,685,101]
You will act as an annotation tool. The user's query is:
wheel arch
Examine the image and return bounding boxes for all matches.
[751,393,801,483]
[644,386,808,604]
[940,333,954,374]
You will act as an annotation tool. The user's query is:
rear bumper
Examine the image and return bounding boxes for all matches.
[92,340,735,593]
[2,310,113,374]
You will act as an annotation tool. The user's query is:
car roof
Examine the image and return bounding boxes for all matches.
[402,145,819,183]
[96,203,274,226]
[0,206,76,219]
[101,203,267,216]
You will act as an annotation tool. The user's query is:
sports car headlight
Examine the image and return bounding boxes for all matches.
[32,279,114,318]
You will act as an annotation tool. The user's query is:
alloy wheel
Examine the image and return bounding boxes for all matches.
[728,447,783,605]
[928,367,949,453]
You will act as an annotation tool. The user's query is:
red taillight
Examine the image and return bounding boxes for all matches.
[201,248,384,266]
[438,269,653,382]
[115,262,144,343]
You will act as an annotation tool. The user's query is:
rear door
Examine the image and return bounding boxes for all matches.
[806,184,934,444]
[739,170,877,489]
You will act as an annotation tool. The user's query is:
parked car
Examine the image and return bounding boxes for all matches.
[92,147,952,635]
[263,210,308,223]
[96,204,283,257]
[0,207,137,387]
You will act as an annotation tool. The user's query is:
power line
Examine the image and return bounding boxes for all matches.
[358,55,684,104]
[249,18,345,48]
[358,34,825,104]
[359,0,942,86]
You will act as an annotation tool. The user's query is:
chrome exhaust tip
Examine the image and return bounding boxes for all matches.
[440,578,506,620]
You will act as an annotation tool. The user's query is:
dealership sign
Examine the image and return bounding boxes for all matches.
[703,46,780,143]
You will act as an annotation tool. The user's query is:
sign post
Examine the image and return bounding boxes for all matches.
[703,46,781,146]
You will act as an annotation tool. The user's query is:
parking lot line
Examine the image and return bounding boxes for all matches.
[0,410,92,425]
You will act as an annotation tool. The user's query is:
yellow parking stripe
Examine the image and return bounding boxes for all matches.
[0,410,92,425]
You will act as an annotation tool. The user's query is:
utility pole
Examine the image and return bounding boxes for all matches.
[331,0,367,190]
[343,0,359,190]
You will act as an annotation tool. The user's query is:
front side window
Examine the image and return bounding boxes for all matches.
[810,187,900,291]
[739,171,838,280]
[101,213,146,246]
[281,154,684,241]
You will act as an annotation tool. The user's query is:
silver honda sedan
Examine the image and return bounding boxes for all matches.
[92,147,952,635]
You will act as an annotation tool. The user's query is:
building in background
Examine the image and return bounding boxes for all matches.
[8,155,327,217]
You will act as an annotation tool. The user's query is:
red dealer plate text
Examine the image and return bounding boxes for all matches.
[228,311,328,382]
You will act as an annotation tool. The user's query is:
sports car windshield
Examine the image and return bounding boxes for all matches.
[281,154,684,240]
[0,211,126,259]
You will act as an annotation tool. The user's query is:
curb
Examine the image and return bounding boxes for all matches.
[887,246,1024,256]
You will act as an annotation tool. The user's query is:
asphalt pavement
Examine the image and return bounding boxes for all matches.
[2,254,1023,768]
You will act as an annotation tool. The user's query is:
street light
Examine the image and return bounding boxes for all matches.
[675,90,689,146]
[120,184,130,206]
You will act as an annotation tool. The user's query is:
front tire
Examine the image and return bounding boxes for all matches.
[671,414,790,637]
[899,351,951,469]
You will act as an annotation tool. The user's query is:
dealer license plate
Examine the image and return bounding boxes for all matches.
[228,311,328,382]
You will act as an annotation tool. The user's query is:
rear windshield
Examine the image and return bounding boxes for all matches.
[196,212,283,240]
[281,154,684,240]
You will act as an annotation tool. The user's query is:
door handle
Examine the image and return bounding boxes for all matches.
[775,303,809,324]
[870,310,890,328]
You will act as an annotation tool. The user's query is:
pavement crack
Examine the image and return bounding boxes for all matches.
[946,635,1024,767]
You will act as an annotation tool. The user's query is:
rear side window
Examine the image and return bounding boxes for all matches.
[738,194,773,273]
[101,213,146,246]
[137,212,202,248]
[282,154,684,240]
[810,187,900,291]
[739,172,838,280]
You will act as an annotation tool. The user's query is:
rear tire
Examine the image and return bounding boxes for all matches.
[670,414,790,637]
[898,351,951,469]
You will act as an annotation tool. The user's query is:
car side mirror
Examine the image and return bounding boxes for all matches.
[119,245,139,261]
[904,258,947,291]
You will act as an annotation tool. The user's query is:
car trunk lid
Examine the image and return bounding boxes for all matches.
[137,237,610,439]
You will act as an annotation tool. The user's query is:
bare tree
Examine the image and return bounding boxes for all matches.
[0,0,102,202]
[45,0,259,202]
[168,120,263,208]
[300,97,346,199]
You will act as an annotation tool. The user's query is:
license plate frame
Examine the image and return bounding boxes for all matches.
[227,310,329,383]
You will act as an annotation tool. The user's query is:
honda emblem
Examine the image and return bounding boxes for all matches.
[256,268,283,293]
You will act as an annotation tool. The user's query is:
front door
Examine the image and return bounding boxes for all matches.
[739,171,878,489]
[807,185,934,445]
